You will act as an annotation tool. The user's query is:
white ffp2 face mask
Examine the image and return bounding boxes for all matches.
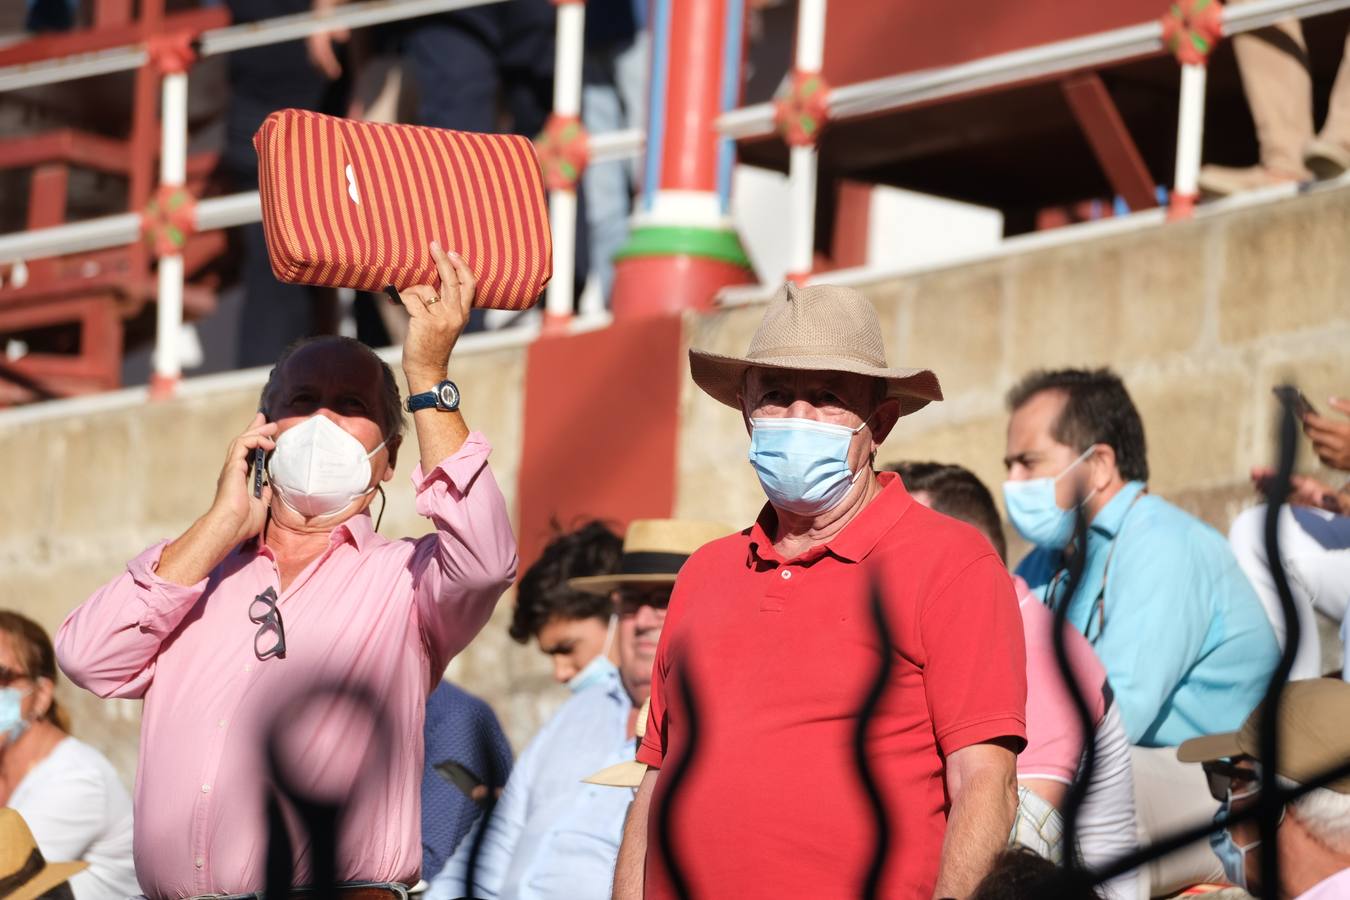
[267,414,386,520]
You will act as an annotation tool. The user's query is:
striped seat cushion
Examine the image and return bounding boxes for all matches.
[253,109,552,310]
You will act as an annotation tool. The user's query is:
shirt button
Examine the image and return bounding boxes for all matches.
[781,570,792,580]
[217,720,226,729]
[244,663,253,673]
[201,784,211,793]
[194,857,204,868]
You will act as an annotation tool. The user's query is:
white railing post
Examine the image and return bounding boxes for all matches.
[1170,62,1207,219]
[151,67,189,398]
[543,0,586,327]
[784,0,827,282]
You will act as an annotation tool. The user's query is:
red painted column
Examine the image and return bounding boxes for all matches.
[609,0,754,319]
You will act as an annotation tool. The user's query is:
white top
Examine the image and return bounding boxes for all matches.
[10,736,139,900]
[1298,867,1350,899]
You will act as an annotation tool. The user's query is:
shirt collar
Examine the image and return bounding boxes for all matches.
[332,511,375,551]
[746,471,912,566]
[1088,480,1146,540]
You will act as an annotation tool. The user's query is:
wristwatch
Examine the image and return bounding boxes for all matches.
[405,379,460,412]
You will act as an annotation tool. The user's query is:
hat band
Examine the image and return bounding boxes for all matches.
[619,551,690,577]
[0,849,45,896]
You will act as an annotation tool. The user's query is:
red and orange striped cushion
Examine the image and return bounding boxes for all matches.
[253,109,552,310]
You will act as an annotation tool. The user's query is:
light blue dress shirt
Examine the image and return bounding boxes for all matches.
[426,668,635,900]
[1017,481,1280,747]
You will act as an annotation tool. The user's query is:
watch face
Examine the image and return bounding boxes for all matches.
[437,382,459,410]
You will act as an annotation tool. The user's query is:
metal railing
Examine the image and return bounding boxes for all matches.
[0,0,644,393]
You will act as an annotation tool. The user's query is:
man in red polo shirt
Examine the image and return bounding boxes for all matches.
[613,282,1028,900]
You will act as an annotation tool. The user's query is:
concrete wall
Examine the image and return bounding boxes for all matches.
[3,185,1348,789]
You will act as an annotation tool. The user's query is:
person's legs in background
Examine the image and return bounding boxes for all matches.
[1229,503,1350,677]
[1305,31,1350,178]
[1199,15,1314,196]
[1130,746,1225,896]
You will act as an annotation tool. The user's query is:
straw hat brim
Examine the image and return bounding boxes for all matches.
[568,572,678,596]
[8,860,87,900]
[583,759,648,788]
[688,349,943,417]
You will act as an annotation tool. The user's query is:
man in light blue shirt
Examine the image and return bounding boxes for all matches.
[1002,368,1280,895]
[426,519,728,900]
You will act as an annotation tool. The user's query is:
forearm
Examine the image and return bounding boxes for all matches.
[933,768,1018,899]
[613,774,655,899]
[156,510,239,586]
[407,367,470,471]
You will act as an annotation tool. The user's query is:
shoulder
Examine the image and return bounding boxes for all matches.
[24,737,123,800]
[681,528,749,571]
[876,502,1006,583]
[1120,494,1232,562]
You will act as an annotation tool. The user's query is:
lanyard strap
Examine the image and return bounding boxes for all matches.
[1047,488,1147,644]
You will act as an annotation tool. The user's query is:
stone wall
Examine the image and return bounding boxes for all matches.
[3,185,1348,789]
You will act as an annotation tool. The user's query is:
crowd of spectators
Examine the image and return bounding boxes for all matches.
[3,272,1349,899]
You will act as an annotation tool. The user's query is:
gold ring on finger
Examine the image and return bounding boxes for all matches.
[425,297,440,305]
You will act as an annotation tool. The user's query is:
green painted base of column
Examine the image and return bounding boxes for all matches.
[613,225,752,269]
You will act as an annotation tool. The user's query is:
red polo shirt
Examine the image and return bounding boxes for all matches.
[637,472,1027,899]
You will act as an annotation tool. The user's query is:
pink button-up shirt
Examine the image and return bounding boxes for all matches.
[56,434,517,899]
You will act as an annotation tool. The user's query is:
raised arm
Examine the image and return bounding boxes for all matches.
[397,244,517,667]
[57,414,277,697]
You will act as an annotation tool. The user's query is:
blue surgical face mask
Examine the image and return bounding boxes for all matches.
[1210,792,1268,891]
[0,685,31,744]
[749,417,868,517]
[565,616,618,694]
[1001,446,1097,549]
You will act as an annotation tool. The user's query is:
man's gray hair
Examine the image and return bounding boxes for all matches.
[258,336,406,440]
[1277,775,1350,854]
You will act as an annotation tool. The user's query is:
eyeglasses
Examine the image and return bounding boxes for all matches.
[0,665,28,687]
[1203,759,1261,803]
[249,587,287,661]
[616,587,673,618]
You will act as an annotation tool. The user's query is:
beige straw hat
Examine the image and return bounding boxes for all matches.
[568,519,732,596]
[1178,678,1350,793]
[584,697,651,788]
[689,281,942,416]
[0,807,88,900]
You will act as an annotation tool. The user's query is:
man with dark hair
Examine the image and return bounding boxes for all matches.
[57,248,517,897]
[1003,366,1279,896]
[889,461,1139,900]
[510,521,624,690]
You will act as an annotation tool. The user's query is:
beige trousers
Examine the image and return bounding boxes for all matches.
[1130,745,1226,897]
[1228,6,1350,173]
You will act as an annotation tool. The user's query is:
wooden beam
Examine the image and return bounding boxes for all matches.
[1060,71,1158,211]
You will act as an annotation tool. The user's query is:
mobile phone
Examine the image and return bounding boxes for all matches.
[1273,385,1317,419]
[252,409,269,499]
[433,759,487,804]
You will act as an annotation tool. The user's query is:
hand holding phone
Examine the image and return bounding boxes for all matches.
[1273,384,1317,420]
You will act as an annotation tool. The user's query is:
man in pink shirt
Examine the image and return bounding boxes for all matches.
[890,462,1140,900]
[56,245,517,899]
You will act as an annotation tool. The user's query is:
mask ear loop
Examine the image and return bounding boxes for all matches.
[374,486,387,532]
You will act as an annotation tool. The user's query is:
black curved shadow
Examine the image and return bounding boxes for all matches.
[854,579,897,900]
[655,664,701,900]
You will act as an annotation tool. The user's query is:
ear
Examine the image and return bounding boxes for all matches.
[1090,443,1119,491]
[31,676,55,721]
[382,434,402,482]
[869,398,903,447]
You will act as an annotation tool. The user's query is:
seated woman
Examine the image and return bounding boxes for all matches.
[509,520,623,691]
[0,611,138,900]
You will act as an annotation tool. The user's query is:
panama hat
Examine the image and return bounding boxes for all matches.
[0,807,87,900]
[568,519,732,596]
[689,281,943,416]
[1177,678,1350,793]
[584,697,651,788]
